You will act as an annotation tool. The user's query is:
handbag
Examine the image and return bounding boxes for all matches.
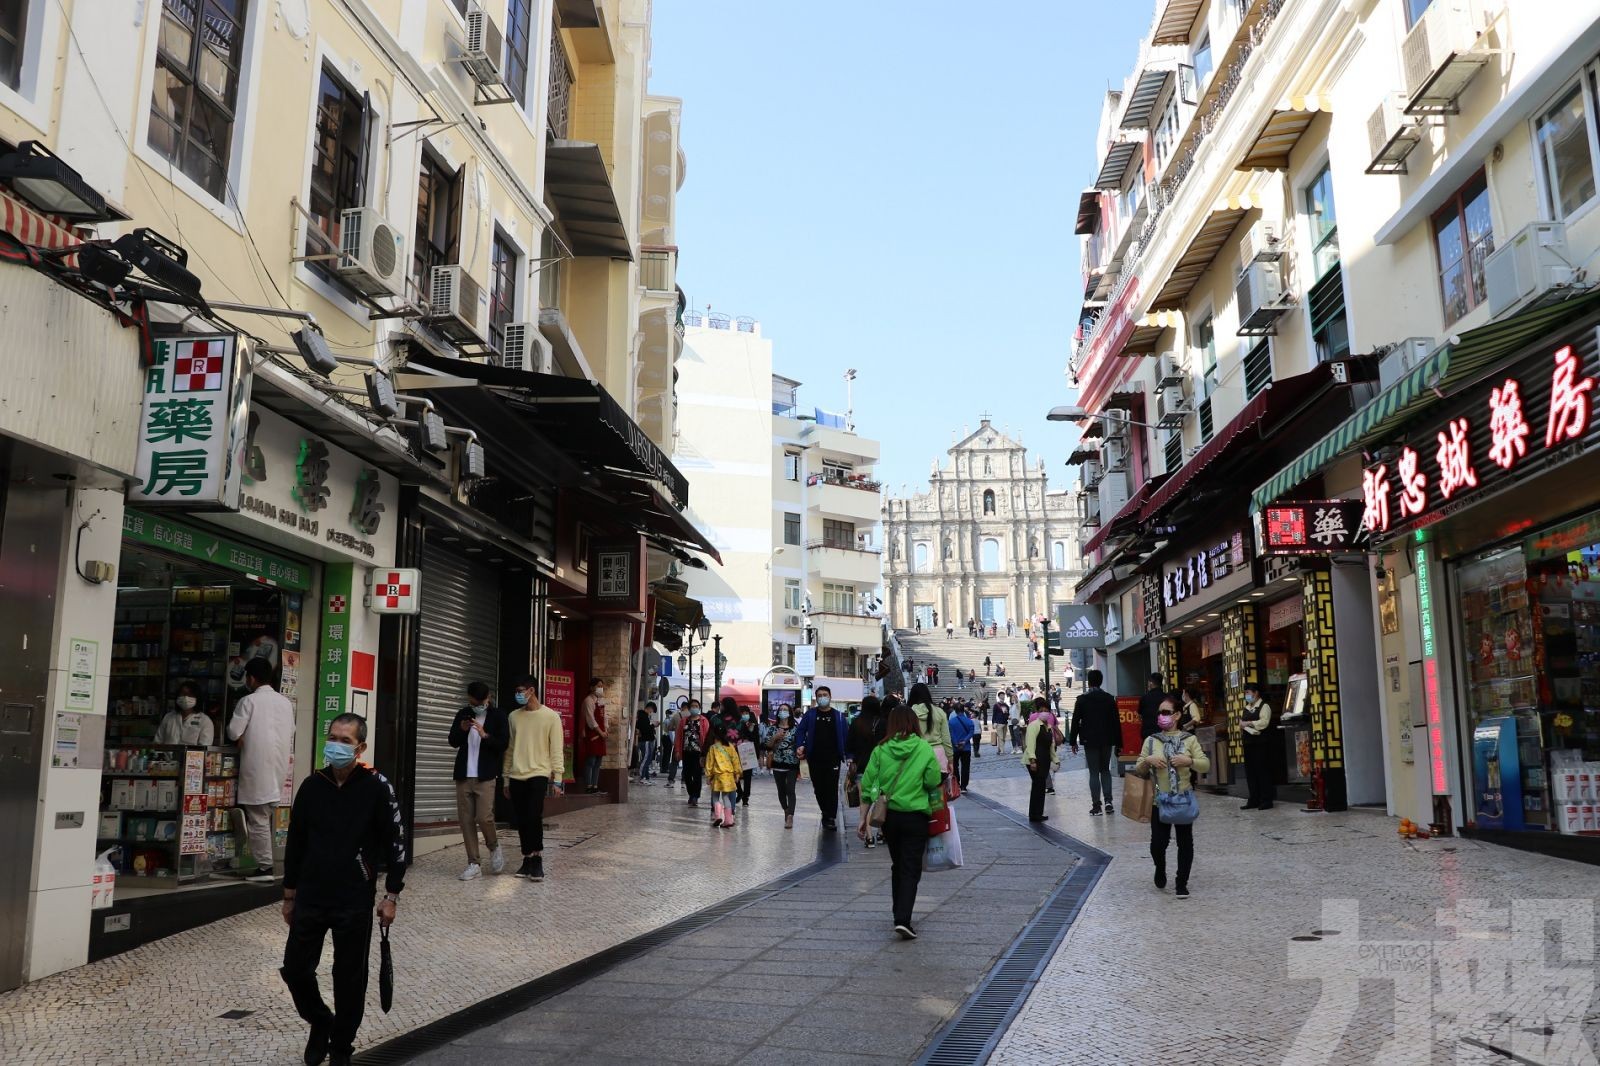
[844,763,861,807]
[867,755,914,828]
[1153,734,1201,826]
[1120,736,1158,823]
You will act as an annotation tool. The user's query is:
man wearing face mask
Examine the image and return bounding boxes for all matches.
[795,686,849,831]
[155,680,214,746]
[1239,681,1276,810]
[280,713,406,1066]
[673,701,711,807]
[503,677,563,881]
[229,658,294,883]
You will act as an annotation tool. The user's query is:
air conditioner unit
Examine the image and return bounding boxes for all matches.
[1379,337,1435,391]
[1485,221,1573,318]
[1402,0,1493,112]
[462,2,505,86]
[1101,409,1130,441]
[335,207,405,298]
[1096,466,1131,520]
[1238,220,1281,266]
[499,322,552,372]
[427,264,490,347]
[1102,435,1129,472]
[1155,352,1185,389]
[1157,384,1191,428]
[783,613,802,629]
[1082,459,1104,488]
[1236,259,1288,335]
[1366,91,1422,175]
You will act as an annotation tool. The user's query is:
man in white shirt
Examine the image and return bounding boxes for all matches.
[1239,681,1276,811]
[228,658,295,882]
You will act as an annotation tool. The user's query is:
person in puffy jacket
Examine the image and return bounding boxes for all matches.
[907,683,952,768]
[1135,700,1211,899]
[858,705,942,940]
[704,729,743,829]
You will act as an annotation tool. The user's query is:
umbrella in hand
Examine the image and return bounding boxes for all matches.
[379,926,394,1013]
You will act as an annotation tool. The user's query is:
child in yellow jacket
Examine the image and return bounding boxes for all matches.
[705,728,744,829]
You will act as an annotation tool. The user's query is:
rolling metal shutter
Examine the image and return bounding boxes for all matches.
[414,542,502,824]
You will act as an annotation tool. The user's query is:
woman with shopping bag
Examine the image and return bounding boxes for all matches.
[1020,700,1054,822]
[858,704,942,941]
[1134,700,1210,899]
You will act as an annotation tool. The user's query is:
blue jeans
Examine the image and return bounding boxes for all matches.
[636,740,657,779]
[1084,746,1114,808]
[584,754,602,789]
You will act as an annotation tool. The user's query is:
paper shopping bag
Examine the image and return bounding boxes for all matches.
[1121,771,1154,823]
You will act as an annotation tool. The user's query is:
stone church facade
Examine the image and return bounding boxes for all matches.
[884,419,1085,631]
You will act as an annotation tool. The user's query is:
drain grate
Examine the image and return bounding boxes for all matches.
[352,833,847,1064]
[915,791,1111,1066]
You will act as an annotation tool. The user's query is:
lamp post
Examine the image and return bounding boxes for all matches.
[1039,615,1051,694]
[679,617,713,707]
[712,634,725,704]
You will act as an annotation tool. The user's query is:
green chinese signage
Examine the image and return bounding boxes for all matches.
[314,562,354,766]
[122,509,312,591]
[130,334,249,510]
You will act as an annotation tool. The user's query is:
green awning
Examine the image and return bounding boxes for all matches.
[1251,288,1600,512]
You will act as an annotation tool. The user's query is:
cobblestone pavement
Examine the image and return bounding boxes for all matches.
[0,778,816,1065]
[978,759,1600,1066]
[414,792,1076,1066]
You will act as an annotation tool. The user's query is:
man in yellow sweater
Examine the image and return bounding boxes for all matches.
[503,677,565,881]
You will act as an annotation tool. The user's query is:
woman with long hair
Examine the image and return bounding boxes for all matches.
[846,694,887,847]
[858,705,942,939]
[906,682,953,768]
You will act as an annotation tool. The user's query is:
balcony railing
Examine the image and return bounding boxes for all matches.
[547,32,574,140]
[640,247,675,292]
[805,539,883,555]
[807,471,881,492]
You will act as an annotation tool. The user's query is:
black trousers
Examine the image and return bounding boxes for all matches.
[772,767,798,814]
[1028,761,1051,820]
[809,761,840,822]
[1150,807,1194,888]
[508,775,548,854]
[955,748,971,790]
[1243,735,1276,807]
[738,768,754,804]
[281,899,373,1056]
[681,751,704,802]
[881,809,930,927]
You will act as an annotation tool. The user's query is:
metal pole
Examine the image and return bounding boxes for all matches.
[687,639,695,709]
[713,634,723,703]
[1041,619,1051,695]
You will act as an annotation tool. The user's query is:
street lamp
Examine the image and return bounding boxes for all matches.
[682,618,714,707]
[1047,405,1165,431]
[712,633,725,703]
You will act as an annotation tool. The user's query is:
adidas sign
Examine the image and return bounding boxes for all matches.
[1065,615,1099,637]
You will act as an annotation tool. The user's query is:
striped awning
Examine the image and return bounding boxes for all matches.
[1094,140,1141,190]
[1115,312,1180,357]
[1148,206,1249,312]
[1153,0,1205,44]
[1250,287,1600,512]
[1238,94,1332,171]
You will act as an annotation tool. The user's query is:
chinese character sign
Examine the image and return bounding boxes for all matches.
[131,334,249,509]
[1261,500,1368,555]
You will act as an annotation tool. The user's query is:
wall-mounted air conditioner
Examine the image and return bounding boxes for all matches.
[783,613,802,629]
[1101,409,1130,441]
[1402,0,1494,113]
[1096,466,1131,520]
[463,2,505,85]
[500,322,552,373]
[428,264,491,348]
[1379,337,1435,391]
[1157,383,1191,428]
[1236,260,1288,335]
[1102,435,1129,472]
[336,207,405,298]
[1238,220,1281,266]
[1156,352,1185,389]
[1366,91,1422,175]
[1485,221,1573,319]
[1082,459,1104,488]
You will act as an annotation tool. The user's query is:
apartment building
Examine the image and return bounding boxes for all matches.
[1069,0,1600,864]
[0,0,713,987]
[675,314,884,704]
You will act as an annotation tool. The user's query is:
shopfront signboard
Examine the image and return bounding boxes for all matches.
[1116,695,1143,754]
[221,408,397,566]
[122,509,313,591]
[1360,334,1600,541]
[1162,530,1250,611]
[588,536,646,615]
[545,670,577,784]
[1415,546,1449,795]
[367,569,421,614]
[130,334,251,511]
[1054,604,1104,648]
[1259,499,1369,555]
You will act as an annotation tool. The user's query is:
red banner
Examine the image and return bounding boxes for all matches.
[1117,695,1143,754]
[544,669,577,784]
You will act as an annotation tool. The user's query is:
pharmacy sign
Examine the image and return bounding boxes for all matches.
[130,333,250,510]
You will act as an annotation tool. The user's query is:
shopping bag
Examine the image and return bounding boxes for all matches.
[928,804,951,836]
[924,808,963,871]
[1121,771,1155,824]
[736,741,758,776]
[844,764,861,807]
[379,926,394,1013]
[799,760,810,781]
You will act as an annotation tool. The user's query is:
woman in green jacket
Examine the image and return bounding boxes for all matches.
[907,682,953,768]
[859,704,943,940]
[1135,699,1211,898]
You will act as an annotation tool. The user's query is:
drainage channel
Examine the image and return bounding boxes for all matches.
[915,791,1112,1066]
[353,832,848,1065]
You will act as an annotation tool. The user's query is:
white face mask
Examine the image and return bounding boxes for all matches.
[176,696,197,712]
[595,688,605,699]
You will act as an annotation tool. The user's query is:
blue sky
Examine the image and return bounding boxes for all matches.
[649,1,1153,496]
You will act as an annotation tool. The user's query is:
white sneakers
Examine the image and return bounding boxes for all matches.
[458,863,482,881]
[489,846,506,875]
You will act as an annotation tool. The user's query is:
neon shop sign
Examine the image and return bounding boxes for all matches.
[1361,343,1596,536]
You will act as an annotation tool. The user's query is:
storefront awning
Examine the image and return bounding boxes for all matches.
[1147,206,1249,312]
[546,141,633,260]
[1250,287,1600,512]
[1075,189,1101,235]
[1146,362,1342,520]
[1237,95,1332,171]
[1094,140,1141,190]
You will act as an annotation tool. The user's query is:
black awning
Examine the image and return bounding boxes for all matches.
[546,141,633,260]
[555,0,600,27]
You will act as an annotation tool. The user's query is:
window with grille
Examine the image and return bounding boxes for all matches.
[306,64,368,278]
[0,0,26,90]
[504,0,532,108]
[1164,430,1184,472]
[783,512,801,546]
[1309,266,1350,363]
[1198,396,1214,441]
[1244,339,1272,400]
[822,583,855,614]
[823,520,855,549]
[148,0,249,200]
[547,27,573,139]
[414,151,462,291]
[489,232,519,353]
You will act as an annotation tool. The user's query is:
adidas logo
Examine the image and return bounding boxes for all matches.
[1065,615,1098,636]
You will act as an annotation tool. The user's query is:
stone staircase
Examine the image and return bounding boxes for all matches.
[893,628,1044,701]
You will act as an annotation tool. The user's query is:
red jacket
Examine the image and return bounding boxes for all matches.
[672,714,711,759]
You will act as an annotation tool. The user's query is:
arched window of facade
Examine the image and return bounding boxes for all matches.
[914,542,930,572]
[982,489,996,514]
[1052,540,1067,569]
[981,538,1001,572]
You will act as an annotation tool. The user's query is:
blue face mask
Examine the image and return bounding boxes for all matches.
[515,691,530,706]
[323,740,357,768]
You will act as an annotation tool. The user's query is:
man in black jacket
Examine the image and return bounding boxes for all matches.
[1137,671,1171,740]
[1070,669,1122,816]
[281,713,406,1066]
[449,681,510,880]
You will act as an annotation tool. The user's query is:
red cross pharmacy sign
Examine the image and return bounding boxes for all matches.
[368,569,420,614]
